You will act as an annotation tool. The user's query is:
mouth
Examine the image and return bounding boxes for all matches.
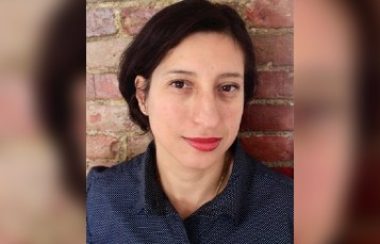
[182,137,222,152]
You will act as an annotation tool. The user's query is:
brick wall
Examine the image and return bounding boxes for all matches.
[86,0,293,177]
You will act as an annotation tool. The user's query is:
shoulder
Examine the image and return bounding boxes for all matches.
[86,153,146,205]
[233,140,293,210]
[239,161,293,243]
[242,159,293,235]
[254,162,293,195]
[88,153,142,185]
[234,141,293,202]
[235,140,293,212]
[248,156,293,200]
[248,160,293,219]
[86,153,148,242]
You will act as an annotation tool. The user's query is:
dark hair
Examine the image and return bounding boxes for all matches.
[118,0,257,132]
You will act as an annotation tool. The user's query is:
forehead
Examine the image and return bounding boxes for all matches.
[152,32,244,76]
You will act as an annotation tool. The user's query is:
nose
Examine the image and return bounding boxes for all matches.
[191,92,221,128]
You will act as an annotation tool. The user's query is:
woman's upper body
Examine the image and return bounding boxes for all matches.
[87,1,293,243]
[87,140,293,244]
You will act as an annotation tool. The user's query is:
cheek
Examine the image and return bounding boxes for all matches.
[146,93,186,130]
[222,101,244,129]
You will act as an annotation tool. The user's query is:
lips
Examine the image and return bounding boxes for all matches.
[183,137,222,152]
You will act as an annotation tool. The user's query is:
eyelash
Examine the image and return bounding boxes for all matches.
[169,80,240,94]
[219,84,240,93]
[169,80,189,89]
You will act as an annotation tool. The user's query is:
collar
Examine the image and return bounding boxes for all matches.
[134,139,256,223]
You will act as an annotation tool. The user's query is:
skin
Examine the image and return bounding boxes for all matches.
[295,0,357,243]
[135,32,245,219]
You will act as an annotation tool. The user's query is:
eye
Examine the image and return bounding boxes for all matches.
[170,80,188,89]
[220,84,239,93]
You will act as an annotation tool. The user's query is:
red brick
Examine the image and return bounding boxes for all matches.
[87,135,119,159]
[86,74,96,99]
[240,135,293,161]
[89,112,101,123]
[255,71,293,98]
[252,34,293,65]
[86,8,116,37]
[121,6,160,36]
[86,103,139,132]
[245,0,293,28]
[126,133,152,159]
[272,167,294,178]
[86,36,131,69]
[241,104,293,131]
[93,73,122,99]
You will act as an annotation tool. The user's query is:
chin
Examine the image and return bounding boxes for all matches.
[178,147,226,170]
[180,159,216,170]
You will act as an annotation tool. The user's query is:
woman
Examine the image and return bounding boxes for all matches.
[87,1,293,243]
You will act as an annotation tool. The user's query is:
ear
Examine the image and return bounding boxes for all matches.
[134,75,149,116]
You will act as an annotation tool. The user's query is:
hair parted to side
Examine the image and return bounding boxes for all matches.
[118,0,257,132]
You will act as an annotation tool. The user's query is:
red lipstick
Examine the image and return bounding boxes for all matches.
[183,137,222,152]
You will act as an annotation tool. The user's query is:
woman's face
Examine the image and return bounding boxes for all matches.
[137,32,245,169]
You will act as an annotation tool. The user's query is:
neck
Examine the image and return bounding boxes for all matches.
[156,150,231,219]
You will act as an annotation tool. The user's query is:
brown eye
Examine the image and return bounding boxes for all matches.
[220,84,239,93]
[170,80,186,89]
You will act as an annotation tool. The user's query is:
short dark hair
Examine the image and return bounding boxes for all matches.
[118,0,257,132]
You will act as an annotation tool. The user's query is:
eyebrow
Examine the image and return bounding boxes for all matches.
[165,70,243,79]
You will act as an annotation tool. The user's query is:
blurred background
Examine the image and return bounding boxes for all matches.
[295,0,380,243]
[0,0,85,243]
[0,0,378,243]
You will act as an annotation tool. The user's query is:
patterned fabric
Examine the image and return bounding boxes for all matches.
[87,140,293,243]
